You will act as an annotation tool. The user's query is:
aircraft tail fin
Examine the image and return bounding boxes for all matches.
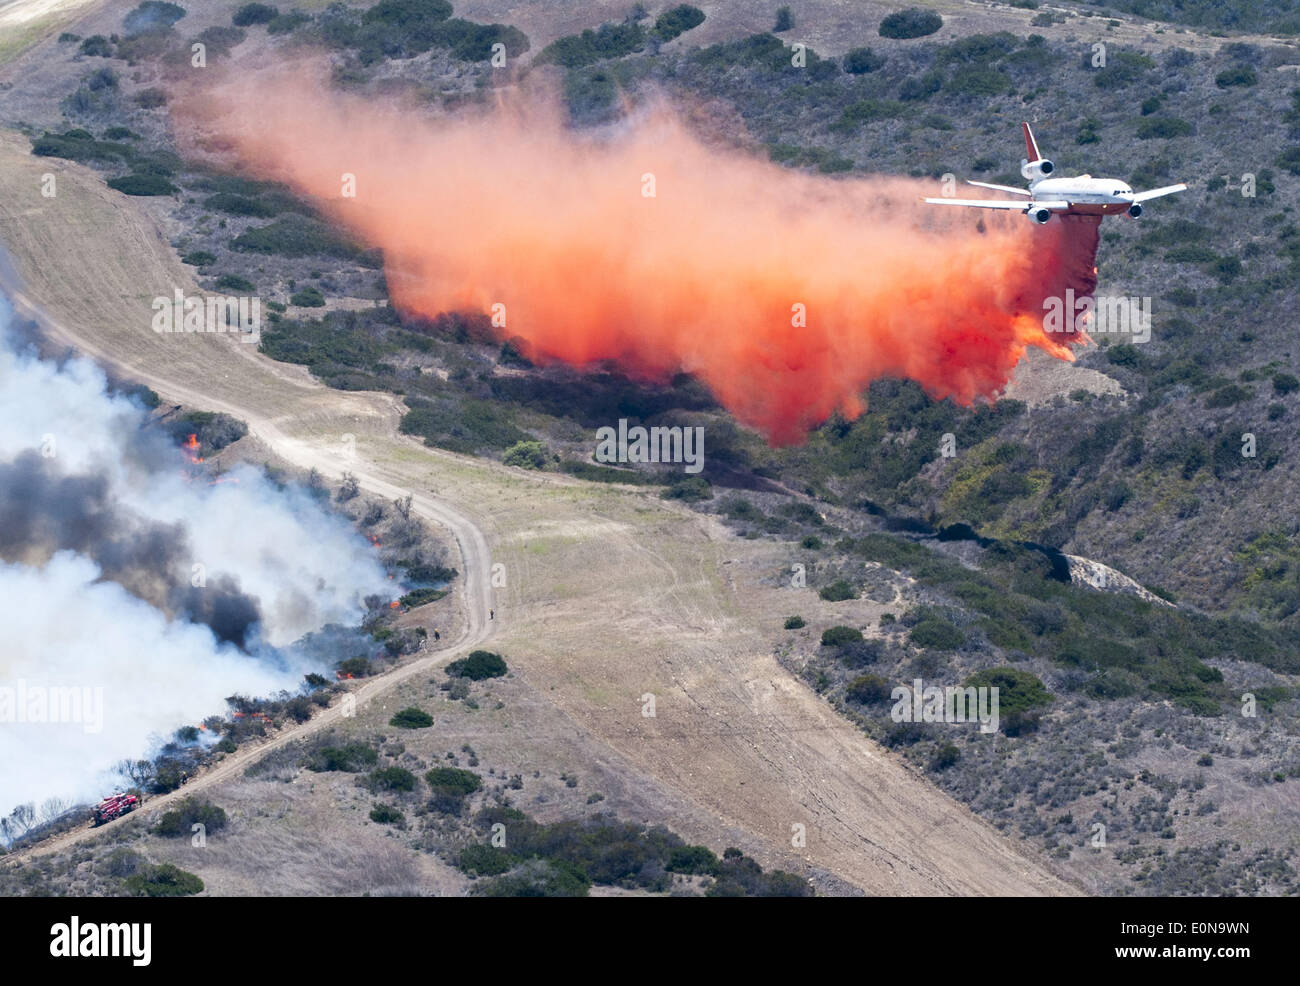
[1022,122,1041,162]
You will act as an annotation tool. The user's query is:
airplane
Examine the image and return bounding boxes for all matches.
[923,122,1186,224]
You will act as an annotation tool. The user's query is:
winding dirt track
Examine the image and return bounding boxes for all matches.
[0,282,498,862]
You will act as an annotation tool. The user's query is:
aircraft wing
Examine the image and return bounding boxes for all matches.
[922,198,1071,211]
[966,180,1031,196]
[1131,182,1187,203]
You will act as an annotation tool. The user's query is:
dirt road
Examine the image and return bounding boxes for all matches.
[0,289,497,860]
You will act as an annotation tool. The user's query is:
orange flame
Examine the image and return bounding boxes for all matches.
[181,433,204,464]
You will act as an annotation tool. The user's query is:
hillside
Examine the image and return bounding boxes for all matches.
[1,0,1298,897]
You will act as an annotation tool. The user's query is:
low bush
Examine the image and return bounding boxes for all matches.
[153,797,227,837]
[820,625,863,647]
[653,5,705,41]
[446,650,508,680]
[819,579,857,601]
[964,667,1053,715]
[426,767,483,796]
[845,673,892,704]
[368,766,418,793]
[107,174,177,196]
[369,803,404,825]
[389,706,434,729]
[233,2,277,26]
[879,8,942,39]
[502,440,548,469]
[306,742,377,772]
[909,618,965,650]
[125,863,204,897]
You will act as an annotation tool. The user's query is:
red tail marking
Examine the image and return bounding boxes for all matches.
[1022,122,1041,162]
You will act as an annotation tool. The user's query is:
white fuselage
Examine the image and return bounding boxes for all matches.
[1031,175,1135,214]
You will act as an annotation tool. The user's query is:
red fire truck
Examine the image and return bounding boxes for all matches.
[91,793,139,825]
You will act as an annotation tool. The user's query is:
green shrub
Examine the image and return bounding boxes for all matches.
[233,2,277,26]
[661,475,713,501]
[369,803,404,825]
[900,71,943,100]
[459,843,515,875]
[400,396,531,453]
[153,797,227,837]
[215,274,255,292]
[930,742,961,771]
[361,0,452,27]
[783,615,806,629]
[476,858,591,897]
[446,650,508,680]
[80,35,113,56]
[502,440,548,469]
[136,87,167,108]
[197,24,246,53]
[909,618,965,650]
[846,673,891,704]
[233,216,376,263]
[1272,372,1299,395]
[1137,117,1194,139]
[425,766,482,796]
[843,46,885,73]
[336,656,373,677]
[399,586,447,607]
[964,667,1053,715]
[267,10,308,33]
[835,99,905,130]
[879,8,942,39]
[1215,65,1257,87]
[125,863,203,897]
[369,766,417,792]
[821,625,863,647]
[107,174,177,196]
[819,579,857,601]
[1002,709,1040,736]
[290,286,326,307]
[538,22,644,67]
[653,5,705,41]
[946,65,1013,96]
[181,250,216,266]
[1092,50,1153,88]
[1205,384,1253,408]
[204,193,275,217]
[389,706,434,729]
[124,2,186,35]
[667,845,719,875]
[306,742,378,772]
[774,6,793,31]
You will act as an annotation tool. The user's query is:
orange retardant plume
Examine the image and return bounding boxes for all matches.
[179,66,1097,445]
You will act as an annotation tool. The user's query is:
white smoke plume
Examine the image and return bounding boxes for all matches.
[0,295,391,821]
